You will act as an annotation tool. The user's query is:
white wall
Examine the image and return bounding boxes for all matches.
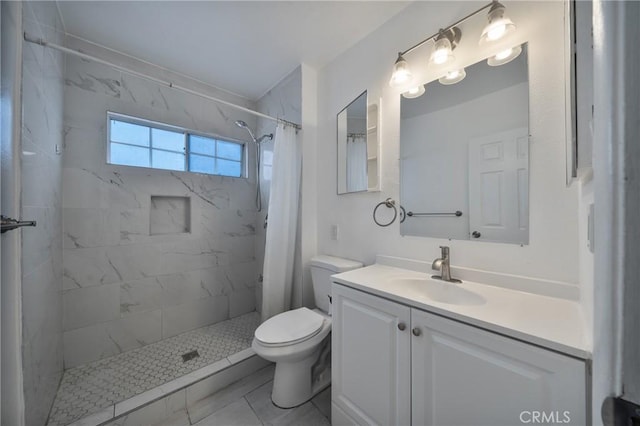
[61,37,260,367]
[316,1,580,287]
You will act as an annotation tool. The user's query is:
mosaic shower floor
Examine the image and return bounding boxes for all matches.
[47,312,261,426]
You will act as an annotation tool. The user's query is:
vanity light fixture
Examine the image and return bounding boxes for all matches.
[389,53,413,88]
[439,68,467,85]
[429,28,461,66]
[479,1,516,44]
[402,84,426,99]
[387,1,516,90]
[487,44,522,66]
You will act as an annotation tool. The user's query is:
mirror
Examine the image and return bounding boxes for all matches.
[337,91,380,194]
[400,44,529,245]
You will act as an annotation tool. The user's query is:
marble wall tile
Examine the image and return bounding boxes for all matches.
[63,84,116,131]
[200,209,256,239]
[26,1,64,38]
[229,288,257,318]
[22,206,58,274]
[63,310,163,368]
[22,29,46,76]
[62,167,111,209]
[62,47,261,365]
[63,283,120,331]
[20,3,66,424]
[156,239,228,275]
[63,247,125,290]
[119,73,172,112]
[119,276,165,316]
[22,260,64,424]
[119,208,150,243]
[63,208,121,249]
[22,66,49,150]
[120,267,231,317]
[62,125,107,170]
[106,243,164,280]
[208,235,255,265]
[65,55,122,99]
[21,139,61,209]
[162,296,229,339]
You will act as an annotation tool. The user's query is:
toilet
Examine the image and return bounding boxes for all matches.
[252,255,363,408]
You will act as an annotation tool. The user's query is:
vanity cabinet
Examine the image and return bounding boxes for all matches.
[331,283,411,426]
[331,283,587,426]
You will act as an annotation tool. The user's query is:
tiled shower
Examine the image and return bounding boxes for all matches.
[60,51,261,368]
[15,2,301,425]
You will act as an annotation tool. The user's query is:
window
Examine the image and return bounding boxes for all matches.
[107,113,244,178]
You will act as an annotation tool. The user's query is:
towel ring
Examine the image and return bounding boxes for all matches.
[373,198,398,227]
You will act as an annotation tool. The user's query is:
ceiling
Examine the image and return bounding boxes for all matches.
[57,1,410,101]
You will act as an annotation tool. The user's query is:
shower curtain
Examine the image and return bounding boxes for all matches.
[346,135,368,192]
[261,123,301,321]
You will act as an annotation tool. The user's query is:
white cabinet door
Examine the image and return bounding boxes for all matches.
[411,309,587,426]
[332,284,411,426]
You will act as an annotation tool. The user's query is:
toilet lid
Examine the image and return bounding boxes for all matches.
[255,307,325,346]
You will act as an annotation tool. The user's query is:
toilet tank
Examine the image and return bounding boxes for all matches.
[310,255,362,314]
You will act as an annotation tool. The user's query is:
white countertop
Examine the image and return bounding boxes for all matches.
[332,263,590,359]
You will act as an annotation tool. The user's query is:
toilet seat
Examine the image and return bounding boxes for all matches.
[255,307,325,347]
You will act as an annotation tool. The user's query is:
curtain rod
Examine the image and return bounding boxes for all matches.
[23,32,302,130]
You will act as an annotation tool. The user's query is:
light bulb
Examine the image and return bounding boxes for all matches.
[389,53,413,88]
[433,49,449,65]
[494,48,513,60]
[402,85,426,99]
[430,37,454,65]
[438,68,466,85]
[487,44,523,66]
[487,23,507,41]
[447,70,460,79]
[480,2,516,45]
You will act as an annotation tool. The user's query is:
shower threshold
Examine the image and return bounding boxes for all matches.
[47,311,263,426]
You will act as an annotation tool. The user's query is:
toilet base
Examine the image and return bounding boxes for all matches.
[271,359,331,408]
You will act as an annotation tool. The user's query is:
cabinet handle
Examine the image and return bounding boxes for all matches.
[412,327,421,337]
[397,322,406,331]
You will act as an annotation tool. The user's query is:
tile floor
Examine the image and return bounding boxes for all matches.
[190,370,331,426]
[47,312,261,426]
[178,367,331,426]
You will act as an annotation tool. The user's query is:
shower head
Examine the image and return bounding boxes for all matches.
[235,120,257,142]
[234,120,273,144]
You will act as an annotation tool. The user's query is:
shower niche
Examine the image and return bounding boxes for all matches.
[150,195,191,235]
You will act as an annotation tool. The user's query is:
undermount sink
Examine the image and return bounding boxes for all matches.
[390,277,487,306]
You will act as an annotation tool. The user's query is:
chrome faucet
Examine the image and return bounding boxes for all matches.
[431,246,462,283]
